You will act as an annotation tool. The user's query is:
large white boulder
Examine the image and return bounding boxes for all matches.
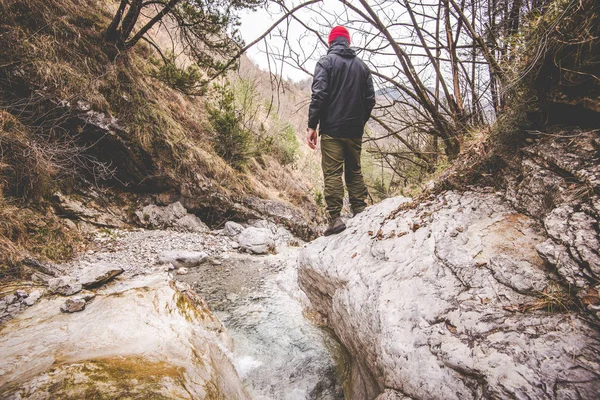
[0,274,249,399]
[299,192,600,400]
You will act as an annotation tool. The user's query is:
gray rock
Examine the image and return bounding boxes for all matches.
[60,297,86,313]
[504,129,600,306]
[157,251,208,268]
[223,221,245,237]
[299,192,600,400]
[23,290,42,306]
[176,267,189,275]
[48,277,82,296]
[78,264,123,288]
[135,202,209,233]
[15,290,28,299]
[53,192,123,228]
[22,257,64,277]
[238,227,275,254]
[136,202,186,228]
[4,294,17,305]
[174,214,209,233]
[248,219,278,233]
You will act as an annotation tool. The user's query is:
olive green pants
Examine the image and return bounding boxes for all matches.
[321,134,368,218]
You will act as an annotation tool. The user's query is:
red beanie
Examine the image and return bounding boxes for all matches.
[328,26,350,45]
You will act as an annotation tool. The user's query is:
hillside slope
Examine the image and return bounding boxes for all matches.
[0,0,322,277]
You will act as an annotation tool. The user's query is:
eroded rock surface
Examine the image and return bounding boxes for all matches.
[505,130,600,319]
[299,192,600,400]
[0,274,249,399]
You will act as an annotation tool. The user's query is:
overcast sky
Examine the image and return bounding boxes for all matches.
[238,2,343,82]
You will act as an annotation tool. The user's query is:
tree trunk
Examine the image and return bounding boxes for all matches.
[105,0,128,43]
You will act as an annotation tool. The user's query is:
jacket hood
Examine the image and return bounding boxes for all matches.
[328,37,356,58]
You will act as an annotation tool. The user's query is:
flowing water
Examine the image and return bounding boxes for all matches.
[177,247,348,399]
[1,229,347,399]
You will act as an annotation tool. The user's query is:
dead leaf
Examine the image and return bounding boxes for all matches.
[480,297,491,305]
[368,231,373,236]
[582,289,600,305]
[445,321,457,334]
[351,252,357,259]
[397,232,408,238]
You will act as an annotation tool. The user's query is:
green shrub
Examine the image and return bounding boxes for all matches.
[273,122,299,166]
[153,57,207,96]
[208,83,252,169]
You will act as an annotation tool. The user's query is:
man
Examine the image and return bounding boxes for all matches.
[307,25,375,236]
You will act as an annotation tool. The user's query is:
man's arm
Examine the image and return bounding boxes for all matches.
[364,69,375,124]
[308,60,329,130]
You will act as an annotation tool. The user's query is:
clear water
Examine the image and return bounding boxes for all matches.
[212,250,347,399]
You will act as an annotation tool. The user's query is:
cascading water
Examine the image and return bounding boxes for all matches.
[177,248,348,399]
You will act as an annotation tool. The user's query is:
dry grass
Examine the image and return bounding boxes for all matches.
[0,0,322,276]
[0,196,82,280]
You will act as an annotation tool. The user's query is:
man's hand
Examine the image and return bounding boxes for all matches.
[307,128,318,150]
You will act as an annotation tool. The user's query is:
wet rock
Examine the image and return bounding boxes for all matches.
[78,264,124,288]
[60,297,86,313]
[158,250,208,268]
[1,274,248,399]
[23,290,42,307]
[48,276,82,296]
[223,221,245,237]
[238,227,275,254]
[299,192,600,400]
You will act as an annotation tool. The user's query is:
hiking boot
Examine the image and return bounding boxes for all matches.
[324,217,346,236]
[352,207,366,217]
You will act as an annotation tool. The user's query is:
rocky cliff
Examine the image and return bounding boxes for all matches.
[298,131,600,399]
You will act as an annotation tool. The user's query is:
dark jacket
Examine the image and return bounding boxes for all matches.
[308,37,375,138]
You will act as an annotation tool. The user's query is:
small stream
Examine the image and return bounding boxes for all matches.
[177,247,347,399]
